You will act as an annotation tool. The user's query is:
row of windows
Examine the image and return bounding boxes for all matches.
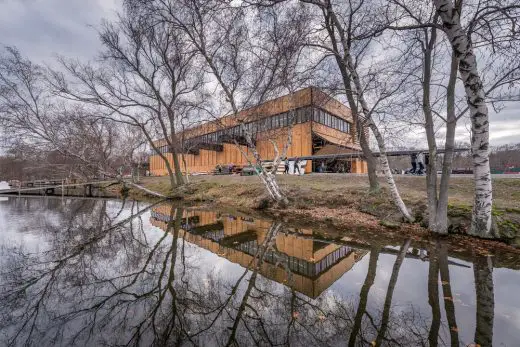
[156,145,169,154]
[153,106,352,153]
[185,107,314,148]
[313,108,351,133]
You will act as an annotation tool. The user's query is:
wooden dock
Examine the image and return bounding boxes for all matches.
[0,179,119,197]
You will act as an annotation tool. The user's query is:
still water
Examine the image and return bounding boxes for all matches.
[0,196,519,346]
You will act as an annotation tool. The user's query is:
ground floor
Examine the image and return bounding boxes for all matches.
[149,123,367,176]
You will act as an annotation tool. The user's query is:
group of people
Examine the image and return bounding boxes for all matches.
[283,157,302,175]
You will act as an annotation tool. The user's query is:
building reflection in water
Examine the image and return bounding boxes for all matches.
[150,204,367,298]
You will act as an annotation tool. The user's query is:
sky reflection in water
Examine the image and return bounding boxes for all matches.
[0,196,519,346]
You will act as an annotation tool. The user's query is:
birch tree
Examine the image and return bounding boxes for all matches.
[432,0,520,236]
[125,0,311,205]
[386,0,520,236]
[291,0,415,221]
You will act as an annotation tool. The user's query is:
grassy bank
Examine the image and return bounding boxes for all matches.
[114,174,520,245]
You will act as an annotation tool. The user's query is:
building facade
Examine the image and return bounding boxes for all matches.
[149,87,368,175]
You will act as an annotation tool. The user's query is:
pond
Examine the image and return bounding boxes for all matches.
[0,196,519,346]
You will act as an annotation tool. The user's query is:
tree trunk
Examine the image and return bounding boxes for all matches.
[433,0,493,237]
[438,241,459,347]
[345,54,414,222]
[422,27,440,232]
[360,128,380,193]
[473,254,494,346]
[375,239,411,346]
[338,61,380,193]
[368,119,415,222]
[239,127,289,206]
[169,141,185,187]
[427,243,441,347]
[181,153,190,184]
[435,54,459,234]
[349,246,380,346]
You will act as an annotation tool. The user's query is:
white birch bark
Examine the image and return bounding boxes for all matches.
[345,55,415,223]
[433,0,493,237]
[319,3,413,222]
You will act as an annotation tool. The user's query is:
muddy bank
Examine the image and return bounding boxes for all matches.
[108,175,520,248]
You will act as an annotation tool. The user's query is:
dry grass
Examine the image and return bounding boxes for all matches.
[137,173,520,210]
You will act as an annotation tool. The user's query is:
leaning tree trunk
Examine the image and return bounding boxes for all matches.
[234,130,289,206]
[433,0,493,237]
[345,55,414,222]
[199,52,288,206]
[339,62,380,193]
[375,239,412,346]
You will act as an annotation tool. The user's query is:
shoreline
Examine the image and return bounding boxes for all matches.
[4,176,520,262]
[110,174,520,251]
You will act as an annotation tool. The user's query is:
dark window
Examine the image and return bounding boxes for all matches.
[282,113,288,127]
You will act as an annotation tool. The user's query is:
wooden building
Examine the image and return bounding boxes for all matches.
[150,204,367,298]
[149,87,368,175]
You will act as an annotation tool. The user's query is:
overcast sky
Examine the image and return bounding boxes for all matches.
[0,0,518,146]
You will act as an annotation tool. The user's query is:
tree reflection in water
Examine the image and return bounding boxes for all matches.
[0,198,515,346]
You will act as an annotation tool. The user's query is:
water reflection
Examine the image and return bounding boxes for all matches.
[0,197,518,346]
[151,205,367,299]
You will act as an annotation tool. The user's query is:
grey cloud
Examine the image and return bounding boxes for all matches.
[0,0,120,63]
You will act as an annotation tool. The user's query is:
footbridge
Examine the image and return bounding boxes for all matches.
[0,179,119,197]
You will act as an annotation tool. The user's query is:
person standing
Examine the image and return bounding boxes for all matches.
[319,161,326,173]
[417,152,425,175]
[410,153,417,174]
[284,158,289,174]
[294,157,301,175]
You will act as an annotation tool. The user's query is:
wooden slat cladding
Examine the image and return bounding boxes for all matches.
[149,87,367,175]
[312,123,360,150]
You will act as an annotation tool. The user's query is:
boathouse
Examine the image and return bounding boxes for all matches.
[149,87,368,175]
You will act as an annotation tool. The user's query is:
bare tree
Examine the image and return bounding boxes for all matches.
[50,7,205,189]
[431,0,520,236]
[0,47,125,180]
[384,0,520,236]
[127,0,312,205]
[291,0,414,221]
